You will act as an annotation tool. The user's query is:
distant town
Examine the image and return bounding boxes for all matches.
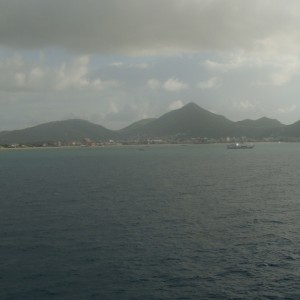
[1,135,299,149]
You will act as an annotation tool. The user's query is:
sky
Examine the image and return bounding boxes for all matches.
[1,0,300,130]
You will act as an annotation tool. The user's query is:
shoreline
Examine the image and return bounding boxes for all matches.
[0,141,287,151]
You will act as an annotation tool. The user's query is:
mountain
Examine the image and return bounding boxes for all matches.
[236,117,284,128]
[272,120,300,137]
[0,119,115,145]
[119,103,290,139]
[0,102,298,144]
[233,117,285,138]
[120,102,237,138]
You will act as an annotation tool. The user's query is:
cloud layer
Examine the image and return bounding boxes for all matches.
[1,0,300,55]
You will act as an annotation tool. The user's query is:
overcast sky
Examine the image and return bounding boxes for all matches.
[1,0,300,130]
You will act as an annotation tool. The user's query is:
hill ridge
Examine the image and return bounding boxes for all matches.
[0,102,299,144]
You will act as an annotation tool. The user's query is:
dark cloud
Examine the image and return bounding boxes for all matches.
[0,0,298,55]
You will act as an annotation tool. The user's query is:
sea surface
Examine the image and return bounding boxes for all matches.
[1,143,300,299]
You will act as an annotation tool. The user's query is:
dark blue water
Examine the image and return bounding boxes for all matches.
[1,144,300,299]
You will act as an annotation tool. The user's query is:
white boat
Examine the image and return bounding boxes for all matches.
[227,143,254,149]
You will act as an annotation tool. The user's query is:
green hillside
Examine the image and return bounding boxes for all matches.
[236,117,284,128]
[0,119,115,144]
[120,103,237,138]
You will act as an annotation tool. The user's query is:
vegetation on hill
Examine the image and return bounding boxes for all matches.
[120,102,237,138]
[272,120,300,137]
[0,119,115,144]
[236,117,284,128]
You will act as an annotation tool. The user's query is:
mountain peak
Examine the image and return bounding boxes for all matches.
[183,102,199,109]
[180,102,203,112]
[178,102,208,113]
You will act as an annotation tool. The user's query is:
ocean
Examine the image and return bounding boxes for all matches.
[1,143,300,299]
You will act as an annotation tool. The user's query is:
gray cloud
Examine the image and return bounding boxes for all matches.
[1,0,300,55]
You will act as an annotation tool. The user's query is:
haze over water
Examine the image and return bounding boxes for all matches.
[1,144,300,299]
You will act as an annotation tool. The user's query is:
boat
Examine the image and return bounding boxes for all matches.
[227,143,254,149]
